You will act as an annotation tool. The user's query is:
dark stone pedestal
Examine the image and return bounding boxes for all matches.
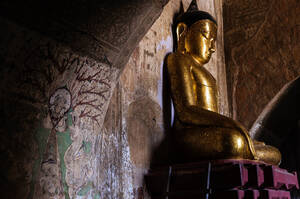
[145,160,299,199]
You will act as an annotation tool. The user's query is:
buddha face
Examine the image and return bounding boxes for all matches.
[184,19,217,64]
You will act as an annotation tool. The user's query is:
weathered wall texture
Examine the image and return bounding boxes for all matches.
[112,0,227,197]
[0,17,127,199]
[0,0,168,198]
[0,0,168,70]
[223,0,300,129]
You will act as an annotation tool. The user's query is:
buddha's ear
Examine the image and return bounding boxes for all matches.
[176,22,187,52]
[176,22,187,42]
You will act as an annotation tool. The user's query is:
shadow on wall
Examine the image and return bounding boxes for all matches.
[250,76,300,178]
[150,54,172,167]
[149,4,186,166]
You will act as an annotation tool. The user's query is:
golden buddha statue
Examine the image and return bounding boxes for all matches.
[167,2,281,165]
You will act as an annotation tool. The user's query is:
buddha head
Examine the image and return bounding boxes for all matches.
[175,2,217,65]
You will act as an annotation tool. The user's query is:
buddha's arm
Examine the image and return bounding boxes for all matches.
[180,104,246,130]
[168,57,246,131]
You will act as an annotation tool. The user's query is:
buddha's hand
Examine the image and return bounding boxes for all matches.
[229,119,258,159]
[217,115,249,134]
[233,120,250,135]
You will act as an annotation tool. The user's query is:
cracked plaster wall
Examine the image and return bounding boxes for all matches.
[0,0,167,198]
[224,0,300,129]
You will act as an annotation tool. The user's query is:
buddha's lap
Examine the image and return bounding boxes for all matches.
[171,126,254,160]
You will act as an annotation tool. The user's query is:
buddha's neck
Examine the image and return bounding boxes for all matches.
[189,53,205,66]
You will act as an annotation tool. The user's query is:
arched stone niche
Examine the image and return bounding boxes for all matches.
[250,76,300,178]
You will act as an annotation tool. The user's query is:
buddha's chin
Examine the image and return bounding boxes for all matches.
[205,53,212,60]
[200,54,212,63]
[201,57,211,64]
[204,57,211,63]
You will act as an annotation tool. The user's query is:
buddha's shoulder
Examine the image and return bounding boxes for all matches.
[166,52,192,71]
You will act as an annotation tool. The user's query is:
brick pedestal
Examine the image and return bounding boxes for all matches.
[145,160,299,199]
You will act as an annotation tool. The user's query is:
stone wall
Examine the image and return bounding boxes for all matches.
[0,17,125,198]
[223,0,300,129]
[0,0,167,198]
[114,0,227,197]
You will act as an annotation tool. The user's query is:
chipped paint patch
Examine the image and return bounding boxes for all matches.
[57,111,73,199]
[29,125,51,199]
[77,182,93,196]
[82,141,92,154]
[156,35,173,52]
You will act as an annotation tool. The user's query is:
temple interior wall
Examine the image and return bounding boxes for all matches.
[2,0,300,198]
[104,0,227,198]
[223,0,300,129]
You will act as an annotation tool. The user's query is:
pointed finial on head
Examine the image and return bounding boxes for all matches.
[179,1,184,15]
[175,0,217,28]
[187,0,198,12]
